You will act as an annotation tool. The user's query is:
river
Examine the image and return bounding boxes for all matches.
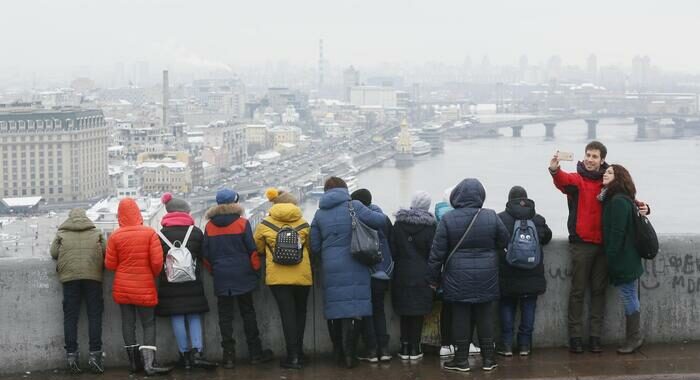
[302,118,700,236]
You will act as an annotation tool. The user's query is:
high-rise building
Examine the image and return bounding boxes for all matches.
[0,106,110,202]
[587,54,598,83]
[343,66,360,102]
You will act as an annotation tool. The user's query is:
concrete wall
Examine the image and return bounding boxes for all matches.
[1,235,699,374]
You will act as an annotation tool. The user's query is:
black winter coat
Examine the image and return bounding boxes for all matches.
[155,225,210,316]
[427,179,510,304]
[391,208,437,316]
[497,198,552,297]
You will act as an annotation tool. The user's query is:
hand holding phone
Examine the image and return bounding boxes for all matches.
[557,151,574,161]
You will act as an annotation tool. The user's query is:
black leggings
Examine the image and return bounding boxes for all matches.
[451,301,497,347]
[400,316,424,344]
[270,285,310,353]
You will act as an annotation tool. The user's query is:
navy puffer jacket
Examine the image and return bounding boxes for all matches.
[310,188,387,320]
[427,178,510,304]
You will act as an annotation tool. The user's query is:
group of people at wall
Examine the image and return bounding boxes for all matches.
[49,140,650,375]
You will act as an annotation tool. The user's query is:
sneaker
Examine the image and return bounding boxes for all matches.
[409,344,423,360]
[519,344,531,356]
[357,350,379,363]
[496,343,512,357]
[469,343,481,356]
[439,345,455,357]
[378,346,392,362]
[482,358,498,371]
[589,336,603,353]
[443,359,470,372]
[398,343,410,360]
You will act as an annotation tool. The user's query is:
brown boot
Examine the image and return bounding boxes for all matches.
[617,311,643,354]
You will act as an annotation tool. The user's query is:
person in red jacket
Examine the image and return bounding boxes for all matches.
[105,198,172,376]
[549,141,648,354]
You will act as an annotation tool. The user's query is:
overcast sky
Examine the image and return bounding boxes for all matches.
[2,0,699,73]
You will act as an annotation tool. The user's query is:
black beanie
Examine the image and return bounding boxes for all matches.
[351,188,372,206]
[508,185,528,201]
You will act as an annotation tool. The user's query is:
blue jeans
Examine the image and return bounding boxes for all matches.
[617,281,640,316]
[500,296,537,347]
[171,313,203,353]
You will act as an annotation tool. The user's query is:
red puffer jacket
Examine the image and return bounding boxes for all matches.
[105,198,163,306]
[551,168,604,244]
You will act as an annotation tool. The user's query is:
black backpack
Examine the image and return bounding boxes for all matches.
[622,196,659,260]
[261,220,309,265]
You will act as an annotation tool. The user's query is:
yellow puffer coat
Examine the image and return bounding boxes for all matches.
[254,203,312,286]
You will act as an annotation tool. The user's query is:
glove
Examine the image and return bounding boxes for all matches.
[250,252,261,271]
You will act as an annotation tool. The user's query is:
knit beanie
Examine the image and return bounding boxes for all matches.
[410,191,432,211]
[216,188,239,205]
[351,188,372,206]
[161,192,191,213]
[265,187,298,205]
[508,185,528,201]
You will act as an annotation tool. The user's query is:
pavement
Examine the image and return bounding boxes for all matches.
[4,343,700,380]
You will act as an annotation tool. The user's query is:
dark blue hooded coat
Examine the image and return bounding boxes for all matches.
[427,178,510,303]
[310,188,387,320]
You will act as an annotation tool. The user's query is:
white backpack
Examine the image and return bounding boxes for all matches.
[157,226,197,283]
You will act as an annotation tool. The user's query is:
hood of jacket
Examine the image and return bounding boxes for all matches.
[449,178,486,209]
[205,203,244,227]
[505,198,536,220]
[117,198,143,227]
[269,203,302,223]
[395,208,436,226]
[319,188,351,210]
[59,209,96,232]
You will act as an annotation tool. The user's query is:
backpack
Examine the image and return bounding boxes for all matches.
[261,220,308,265]
[623,196,659,260]
[506,219,542,270]
[157,226,197,283]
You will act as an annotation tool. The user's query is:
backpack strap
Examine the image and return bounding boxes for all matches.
[181,226,194,247]
[261,219,281,232]
[294,223,310,231]
[156,229,175,250]
[442,209,481,274]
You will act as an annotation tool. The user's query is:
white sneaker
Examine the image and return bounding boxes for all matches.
[439,345,455,357]
[469,343,481,356]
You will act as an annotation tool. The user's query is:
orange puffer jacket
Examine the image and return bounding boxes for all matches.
[105,198,164,306]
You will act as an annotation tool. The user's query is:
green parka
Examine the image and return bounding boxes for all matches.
[602,194,644,286]
[50,209,106,283]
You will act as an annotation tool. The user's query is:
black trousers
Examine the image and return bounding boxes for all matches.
[120,304,156,347]
[400,316,424,344]
[62,280,103,352]
[440,301,452,346]
[217,292,263,354]
[270,285,310,354]
[361,278,390,350]
[451,301,497,347]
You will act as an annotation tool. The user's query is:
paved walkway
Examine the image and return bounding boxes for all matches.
[4,343,700,380]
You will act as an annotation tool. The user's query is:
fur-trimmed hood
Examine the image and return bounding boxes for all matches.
[394,208,436,226]
[205,203,245,227]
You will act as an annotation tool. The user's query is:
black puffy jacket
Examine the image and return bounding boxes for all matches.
[427,178,509,303]
[498,198,552,297]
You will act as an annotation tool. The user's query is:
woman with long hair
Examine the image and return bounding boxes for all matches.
[600,164,645,354]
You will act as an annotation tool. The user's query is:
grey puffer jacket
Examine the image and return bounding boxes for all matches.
[427,178,509,303]
[50,209,106,283]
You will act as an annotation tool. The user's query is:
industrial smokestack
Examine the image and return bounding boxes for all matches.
[162,69,169,131]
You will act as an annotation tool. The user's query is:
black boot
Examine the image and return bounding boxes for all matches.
[191,349,217,369]
[297,341,309,366]
[589,336,603,353]
[280,345,302,370]
[328,320,345,366]
[617,311,643,354]
[179,351,192,370]
[443,342,469,372]
[480,339,497,371]
[66,352,81,374]
[125,345,142,373]
[399,342,410,360]
[140,346,173,376]
[409,343,423,360]
[88,351,104,374]
[341,319,359,369]
[250,348,274,364]
[569,337,584,354]
[221,350,235,369]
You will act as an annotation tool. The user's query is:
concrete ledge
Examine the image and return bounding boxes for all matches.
[1,235,699,374]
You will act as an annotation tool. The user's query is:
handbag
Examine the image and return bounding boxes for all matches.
[349,201,383,266]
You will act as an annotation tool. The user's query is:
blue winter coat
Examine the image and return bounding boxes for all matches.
[202,203,260,297]
[367,204,394,280]
[427,178,510,304]
[310,188,387,320]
